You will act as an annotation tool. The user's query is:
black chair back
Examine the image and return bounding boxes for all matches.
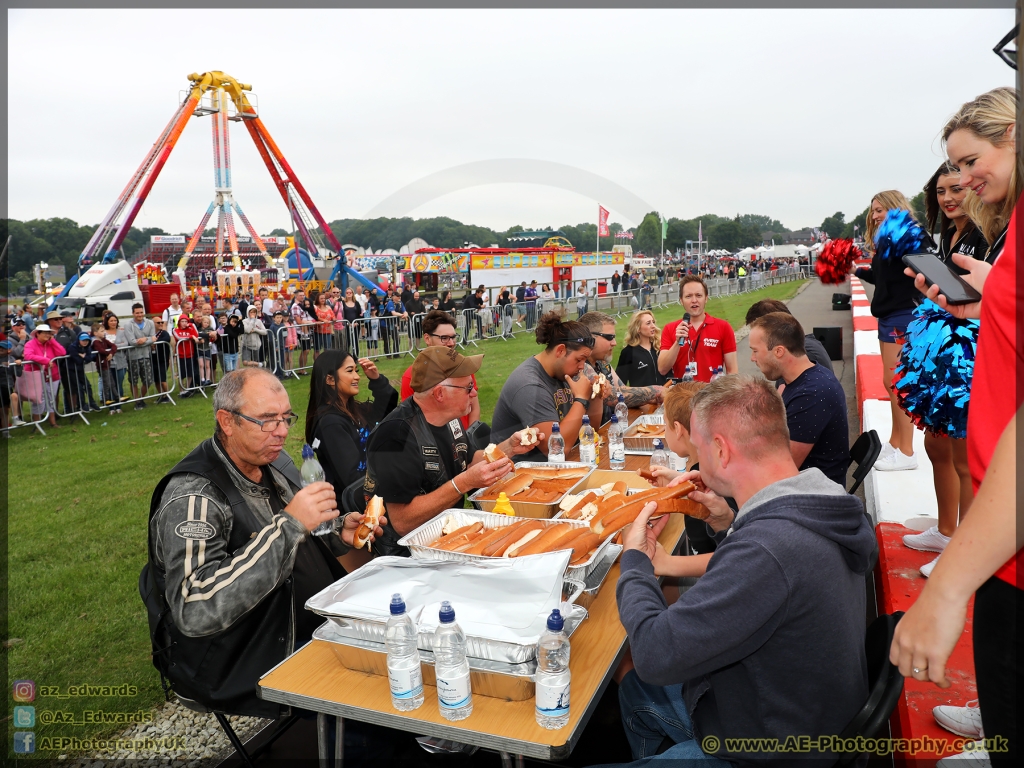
[465,419,492,455]
[341,477,368,515]
[835,612,905,766]
[848,430,882,495]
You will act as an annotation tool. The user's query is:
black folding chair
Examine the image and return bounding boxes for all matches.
[176,695,300,768]
[848,430,883,495]
[835,612,906,766]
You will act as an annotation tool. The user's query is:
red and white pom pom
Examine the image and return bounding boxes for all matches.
[815,238,862,285]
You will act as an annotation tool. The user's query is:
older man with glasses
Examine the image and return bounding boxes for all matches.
[143,368,385,720]
[365,346,538,557]
[398,310,480,429]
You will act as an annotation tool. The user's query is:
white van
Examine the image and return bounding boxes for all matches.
[50,261,144,322]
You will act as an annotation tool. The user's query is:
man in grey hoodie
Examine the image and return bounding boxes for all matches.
[612,375,875,767]
[123,303,156,409]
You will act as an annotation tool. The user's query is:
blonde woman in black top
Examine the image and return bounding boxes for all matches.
[615,310,667,387]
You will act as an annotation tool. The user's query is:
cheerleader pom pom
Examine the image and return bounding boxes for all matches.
[892,300,979,439]
[875,209,930,261]
[815,238,862,284]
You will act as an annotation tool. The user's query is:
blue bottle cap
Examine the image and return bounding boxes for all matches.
[618,393,625,402]
[582,415,590,424]
[610,414,618,424]
[653,439,662,449]
[551,423,560,432]
[302,444,314,460]
[439,601,455,624]
[390,593,406,615]
[547,609,564,632]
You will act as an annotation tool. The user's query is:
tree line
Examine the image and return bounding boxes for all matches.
[1,192,929,287]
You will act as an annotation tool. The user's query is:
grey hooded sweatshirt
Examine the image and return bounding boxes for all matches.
[617,469,875,766]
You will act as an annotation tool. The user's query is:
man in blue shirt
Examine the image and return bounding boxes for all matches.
[748,312,850,486]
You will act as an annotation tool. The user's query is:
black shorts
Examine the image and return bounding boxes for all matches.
[0,385,11,408]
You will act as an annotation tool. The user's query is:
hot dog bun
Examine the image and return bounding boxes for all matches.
[484,443,507,463]
[354,495,384,550]
[511,523,576,557]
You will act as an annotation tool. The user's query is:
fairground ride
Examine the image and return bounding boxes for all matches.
[60,70,381,302]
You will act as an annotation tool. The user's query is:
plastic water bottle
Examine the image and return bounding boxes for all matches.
[608,415,625,469]
[432,601,473,721]
[385,593,424,711]
[681,362,696,383]
[650,439,670,472]
[710,365,725,382]
[535,609,571,730]
[547,423,565,463]
[578,416,595,466]
[614,393,629,429]
[301,443,333,537]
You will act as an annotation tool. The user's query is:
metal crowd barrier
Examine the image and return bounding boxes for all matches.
[174,334,224,398]
[5,340,180,436]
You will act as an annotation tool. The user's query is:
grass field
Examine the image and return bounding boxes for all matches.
[5,279,806,749]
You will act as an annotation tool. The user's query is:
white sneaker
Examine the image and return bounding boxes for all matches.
[879,442,897,460]
[904,525,951,553]
[874,448,918,471]
[934,700,984,739]
[920,554,940,578]
[936,742,990,766]
[11,416,26,426]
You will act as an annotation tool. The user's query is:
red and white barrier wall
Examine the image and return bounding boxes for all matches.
[850,275,977,765]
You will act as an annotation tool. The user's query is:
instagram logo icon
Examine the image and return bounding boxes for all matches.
[12,680,36,702]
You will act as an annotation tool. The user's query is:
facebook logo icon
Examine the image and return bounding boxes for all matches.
[14,731,35,753]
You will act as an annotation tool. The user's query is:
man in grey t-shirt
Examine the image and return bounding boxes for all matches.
[491,320,609,462]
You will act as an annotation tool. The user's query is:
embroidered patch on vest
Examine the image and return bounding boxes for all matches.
[175,520,216,541]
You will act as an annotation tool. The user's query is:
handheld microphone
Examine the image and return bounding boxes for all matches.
[678,312,690,346]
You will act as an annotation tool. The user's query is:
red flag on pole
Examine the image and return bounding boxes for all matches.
[598,206,610,237]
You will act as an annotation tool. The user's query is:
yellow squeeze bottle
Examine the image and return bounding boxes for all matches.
[492,492,515,516]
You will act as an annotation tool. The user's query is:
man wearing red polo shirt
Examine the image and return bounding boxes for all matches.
[658,276,738,381]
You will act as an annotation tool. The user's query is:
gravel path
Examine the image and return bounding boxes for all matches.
[59,698,270,766]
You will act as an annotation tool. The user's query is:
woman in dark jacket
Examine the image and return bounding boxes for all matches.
[438,290,457,313]
[854,190,923,470]
[304,349,398,494]
[219,312,243,372]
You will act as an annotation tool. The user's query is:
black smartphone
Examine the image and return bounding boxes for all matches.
[902,252,982,305]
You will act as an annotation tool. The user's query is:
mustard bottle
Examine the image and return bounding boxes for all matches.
[492,492,515,516]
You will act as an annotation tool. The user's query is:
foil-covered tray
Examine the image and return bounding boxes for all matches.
[312,622,538,701]
[305,555,586,665]
[623,415,666,454]
[469,461,594,519]
[397,508,613,581]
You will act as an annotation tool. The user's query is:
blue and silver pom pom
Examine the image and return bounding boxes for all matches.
[892,300,979,439]
[875,209,930,261]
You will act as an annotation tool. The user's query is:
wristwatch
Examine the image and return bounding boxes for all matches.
[573,397,591,410]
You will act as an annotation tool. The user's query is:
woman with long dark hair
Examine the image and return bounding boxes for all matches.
[438,290,456,313]
[304,349,398,492]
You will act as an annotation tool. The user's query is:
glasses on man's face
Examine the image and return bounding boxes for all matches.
[428,332,458,344]
[593,332,616,342]
[441,383,475,395]
[229,410,299,432]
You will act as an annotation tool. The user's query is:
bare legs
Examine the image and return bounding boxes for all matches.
[880,340,915,456]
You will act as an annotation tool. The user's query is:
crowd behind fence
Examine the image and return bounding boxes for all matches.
[3,266,806,435]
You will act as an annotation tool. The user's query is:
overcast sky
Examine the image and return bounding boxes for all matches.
[7,8,1015,238]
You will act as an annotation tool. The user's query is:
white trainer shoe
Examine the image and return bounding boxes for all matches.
[934,700,984,739]
[920,554,940,578]
[904,525,951,553]
[936,742,989,766]
[878,442,896,460]
[874,448,919,471]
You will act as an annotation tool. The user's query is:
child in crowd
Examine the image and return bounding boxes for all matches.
[283,314,298,373]
[65,331,99,413]
[1,339,25,431]
[172,315,200,397]
[92,322,119,411]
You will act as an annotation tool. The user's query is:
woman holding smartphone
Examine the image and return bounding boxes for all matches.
[902,165,989,576]
[854,190,922,471]
[893,86,1019,765]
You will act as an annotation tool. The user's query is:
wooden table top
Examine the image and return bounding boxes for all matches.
[259,416,680,759]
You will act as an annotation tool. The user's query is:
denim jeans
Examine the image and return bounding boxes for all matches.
[221,353,239,373]
[591,671,731,766]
